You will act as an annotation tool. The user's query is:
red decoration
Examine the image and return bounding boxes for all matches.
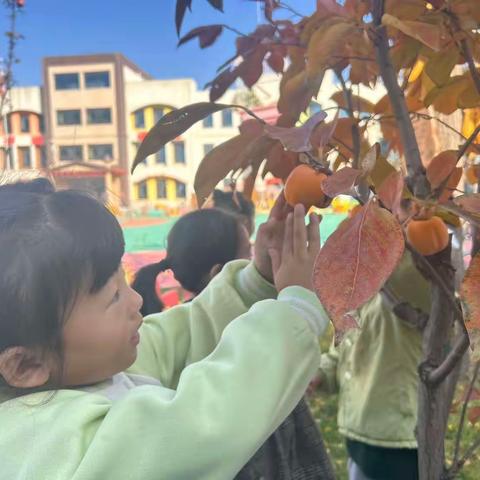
[137,131,147,142]
[32,135,44,146]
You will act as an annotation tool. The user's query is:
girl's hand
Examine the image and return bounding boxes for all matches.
[253,192,293,283]
[268,204,321,292]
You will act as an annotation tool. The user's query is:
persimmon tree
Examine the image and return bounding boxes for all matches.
[133,1,480,478]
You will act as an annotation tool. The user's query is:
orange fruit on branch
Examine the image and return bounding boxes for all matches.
[284,164,328,209]
[406,216,449,256]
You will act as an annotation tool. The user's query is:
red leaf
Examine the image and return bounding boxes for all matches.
[313,200,405,340]
[239,119,264,136]
[178,25,223,48]
[468,406,480,425]
[263,142,298,180]
[208,68,238,102]
[175,0,193,35]
[264,110,327,152]
[266,50,284,73]
[311,111,339,150]
[438,167,462,204]
[453,194,480,214]
[426,150,458,189]
[377,171,404,214]
[460,254,480,341]
[321,166,363,197]
[238,46,268,88]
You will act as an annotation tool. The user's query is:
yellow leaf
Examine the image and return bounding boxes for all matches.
[382,13,445,52]
[459,82,480,109]
[409,58,425,83]
[462,108,480,140]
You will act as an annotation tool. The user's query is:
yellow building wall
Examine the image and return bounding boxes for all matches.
[132,176,178,203]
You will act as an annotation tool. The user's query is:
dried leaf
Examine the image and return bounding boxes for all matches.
[313,200,405,340]
[468,406,480,425]
[178,25,223,48]
[424,46,460,87]
[439,167,462,203]
[264,110,327,152]
[454,194,480,214]
[133,102,235,171]
[330,91,375,113]
[369,154,397,190]
[377,171,404,214]
[331,117,362,160]
[321,167,363,197]
[206,0,223,11]
[194,131,261,205]
[263,142,298,180]
[278,70,316,123]
[460,254,480,346]
[424,76,469,114]
[361,143,380,175]
[426,150,458,189]
[306,20,355,85]
[381,14,445,52]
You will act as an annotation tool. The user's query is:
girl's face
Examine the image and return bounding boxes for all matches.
[61,267,143,386]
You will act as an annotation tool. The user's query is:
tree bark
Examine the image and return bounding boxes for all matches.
[417,248,456,480]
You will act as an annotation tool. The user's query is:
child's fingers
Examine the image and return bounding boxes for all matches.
[307,213,321,255]
[268,248,281,277]
[282,212,294,258]
[293,204,307,254]
[269,191,288,220]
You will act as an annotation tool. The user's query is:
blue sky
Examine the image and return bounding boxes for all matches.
[2,0,315,88]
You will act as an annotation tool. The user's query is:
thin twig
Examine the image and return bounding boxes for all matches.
[452,361,480,467]
[448,437,480,479]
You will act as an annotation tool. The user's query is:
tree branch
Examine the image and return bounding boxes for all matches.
[371,0,428,197]
[335,70,361,168]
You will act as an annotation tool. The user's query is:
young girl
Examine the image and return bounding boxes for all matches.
[0,178,329,480]
[131,208,251,315]
[132,208,335,479]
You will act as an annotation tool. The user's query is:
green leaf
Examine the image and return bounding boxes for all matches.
[132,102,235,172]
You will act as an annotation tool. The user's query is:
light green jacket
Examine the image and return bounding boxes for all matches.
[318,253,431,448]
[0,261,329,480]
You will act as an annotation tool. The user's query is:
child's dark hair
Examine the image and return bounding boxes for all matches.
[131,208,242,315]
[0,178,124,376]
[212,189,255,220]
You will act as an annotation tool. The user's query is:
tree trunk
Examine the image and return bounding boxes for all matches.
[417,248,456,479]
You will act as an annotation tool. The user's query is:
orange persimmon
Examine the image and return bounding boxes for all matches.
[406,216,449,256]
[284,164,328,209]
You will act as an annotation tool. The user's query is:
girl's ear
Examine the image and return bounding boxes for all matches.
[0,346,51,388]
[208,263,223,281]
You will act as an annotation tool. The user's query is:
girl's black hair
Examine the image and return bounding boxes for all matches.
[131,208,242,315]
[0,178,125,358]
[212,189,255,220]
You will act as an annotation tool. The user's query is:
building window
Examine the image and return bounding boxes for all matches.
[155,147,166,164]
[87,108,112,124]
[19,147,31,168]
[203,143,214,155]
[20,113,30,133]
[154,107,165,123]
[203,114,213,128]
[222,109,233,127]
[55,73,80,90]
[176,181,186,199]
[59,145,83,161]
[57,109,81,126]
[138,181,147,199]
[134,110,145,129]
[84,71,110,89]
[40,146,47,167]
[156,178,167,199]
[174,141,185,164]
[88,144,113,161]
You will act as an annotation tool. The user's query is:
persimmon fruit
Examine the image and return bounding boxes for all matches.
[284,164,328,209]
[406,216,449,256]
